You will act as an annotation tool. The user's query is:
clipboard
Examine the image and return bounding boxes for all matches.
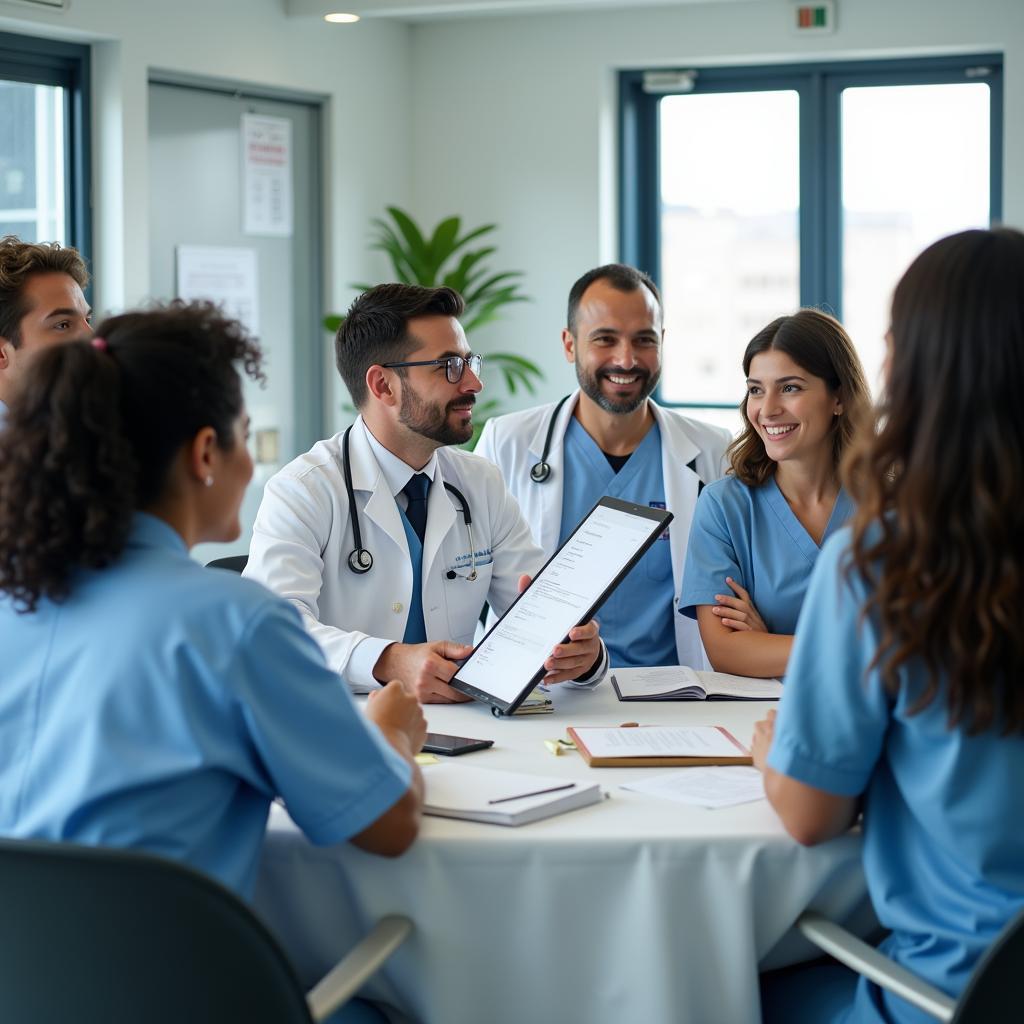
[451,496,673,715]
[567,725,752,767]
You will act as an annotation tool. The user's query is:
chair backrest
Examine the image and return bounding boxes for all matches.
[953,905,1024,1023]
[206,554,249,573]
[0,839,312,1024]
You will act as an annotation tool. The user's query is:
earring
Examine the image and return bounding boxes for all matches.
[205,476,214,487]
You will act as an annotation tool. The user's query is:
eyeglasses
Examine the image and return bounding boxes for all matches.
[381,353,483,384]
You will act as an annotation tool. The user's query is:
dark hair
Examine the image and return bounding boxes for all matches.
[844,227,1024,734]
[0,301,264,612]
[726,308,870,486]
[566,264,662,335]
[335,284,465,406]
[0,235,90,347]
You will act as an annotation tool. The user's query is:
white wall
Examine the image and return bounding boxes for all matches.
[3,0,1020,418]
[0,0,412,327]
[410,0,1024,408]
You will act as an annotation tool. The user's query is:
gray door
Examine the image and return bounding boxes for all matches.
[148,80,323,566]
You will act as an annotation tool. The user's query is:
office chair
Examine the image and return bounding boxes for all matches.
[206,554,249,573]
[0,838,411,1023]
[796,907,1024,1023]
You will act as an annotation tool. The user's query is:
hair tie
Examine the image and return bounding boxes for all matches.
[90,336,108,351]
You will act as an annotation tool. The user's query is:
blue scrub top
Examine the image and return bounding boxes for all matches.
[0,513,412,898]
[559,418,677,668]
[770,527,1024,1024]
[679,474,853,634]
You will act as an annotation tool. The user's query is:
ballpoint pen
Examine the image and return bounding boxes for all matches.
[488,782,577,805]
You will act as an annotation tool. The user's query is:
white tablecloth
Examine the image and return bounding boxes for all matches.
[254,683,874,1024]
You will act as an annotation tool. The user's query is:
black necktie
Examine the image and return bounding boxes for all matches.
[402,473,430,544]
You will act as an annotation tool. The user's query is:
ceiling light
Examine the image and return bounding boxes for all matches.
[324,12,360,22]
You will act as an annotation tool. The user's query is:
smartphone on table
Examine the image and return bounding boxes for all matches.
[421,733,494,756]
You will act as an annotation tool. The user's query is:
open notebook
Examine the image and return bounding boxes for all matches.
[423,764,602,826]
[611,666,782,702]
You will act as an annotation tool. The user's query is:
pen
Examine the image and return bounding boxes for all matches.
[488,782,577,804]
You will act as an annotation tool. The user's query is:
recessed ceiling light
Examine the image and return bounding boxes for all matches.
[324,12,360,22]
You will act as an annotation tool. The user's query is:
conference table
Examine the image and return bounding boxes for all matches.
[254,681,874,1024]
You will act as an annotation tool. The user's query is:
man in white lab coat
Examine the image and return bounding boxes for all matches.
[245,283,605,702]
[476,264,732,670]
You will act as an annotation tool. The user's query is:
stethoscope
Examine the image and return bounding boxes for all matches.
[528,393,706,496]
[342,425,478,581]
[529,394,571,484]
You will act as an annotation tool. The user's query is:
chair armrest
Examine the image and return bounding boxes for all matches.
[796,912,955,1023]
[306,915,413,1022]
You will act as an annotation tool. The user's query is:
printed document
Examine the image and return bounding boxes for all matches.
[621,767,766,809]
[457,503,660,703]
[571,726,745,759]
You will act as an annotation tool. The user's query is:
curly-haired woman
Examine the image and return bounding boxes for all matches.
[0,304,425,922]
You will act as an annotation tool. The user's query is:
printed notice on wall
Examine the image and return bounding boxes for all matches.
[176,245,260,337]
[242,113,293,237]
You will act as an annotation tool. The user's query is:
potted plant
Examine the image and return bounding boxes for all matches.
[325,207,543,447]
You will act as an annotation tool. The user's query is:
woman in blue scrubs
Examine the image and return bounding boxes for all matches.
[0,305,425,1019]
[679,309,870,677]
[755,227,1024,1023]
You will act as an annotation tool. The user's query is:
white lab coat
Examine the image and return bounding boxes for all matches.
[245,417,604,690]
[476,392,733,668]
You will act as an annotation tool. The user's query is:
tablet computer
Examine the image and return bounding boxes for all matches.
[451,496,673,715]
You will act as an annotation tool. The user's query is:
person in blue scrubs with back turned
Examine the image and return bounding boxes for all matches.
[754,228,1024,1023]
[679,309,870,678]
[0,303,426,1024]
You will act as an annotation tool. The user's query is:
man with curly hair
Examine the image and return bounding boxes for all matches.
[0,235,91,428]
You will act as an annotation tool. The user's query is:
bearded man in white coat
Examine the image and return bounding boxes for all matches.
[245,283,606,703]
[476,264,732,670]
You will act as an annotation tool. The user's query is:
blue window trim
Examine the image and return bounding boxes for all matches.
[0,30,92,288]
[620,54,1004,411]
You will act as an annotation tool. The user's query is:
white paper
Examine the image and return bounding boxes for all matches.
[176,245,260,337]
[621,767,765,809]
[242,113,293,237]
[573,726,746,759]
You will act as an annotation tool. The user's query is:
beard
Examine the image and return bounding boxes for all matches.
[399,384,475,446]
[575,362,660,414]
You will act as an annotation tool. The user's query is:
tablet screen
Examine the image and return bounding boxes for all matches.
[452,497,672,711]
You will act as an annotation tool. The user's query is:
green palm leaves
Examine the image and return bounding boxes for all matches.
[327,207,545,445]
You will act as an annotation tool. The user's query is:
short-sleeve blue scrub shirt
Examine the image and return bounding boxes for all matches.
[559,418,677,668]
[0,513,412,899]
[768,528,1024,1024]
[678,474,854,634]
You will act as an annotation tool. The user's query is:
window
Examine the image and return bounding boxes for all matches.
[620,56,1002,421]
[0,32,90,257]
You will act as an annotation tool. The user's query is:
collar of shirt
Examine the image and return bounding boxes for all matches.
[0,397,7,429]
[359,418,439,502]
[126,511,190,556]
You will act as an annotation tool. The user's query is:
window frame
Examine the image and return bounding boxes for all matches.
[620,54,1003,409]
[0,30,92,270]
